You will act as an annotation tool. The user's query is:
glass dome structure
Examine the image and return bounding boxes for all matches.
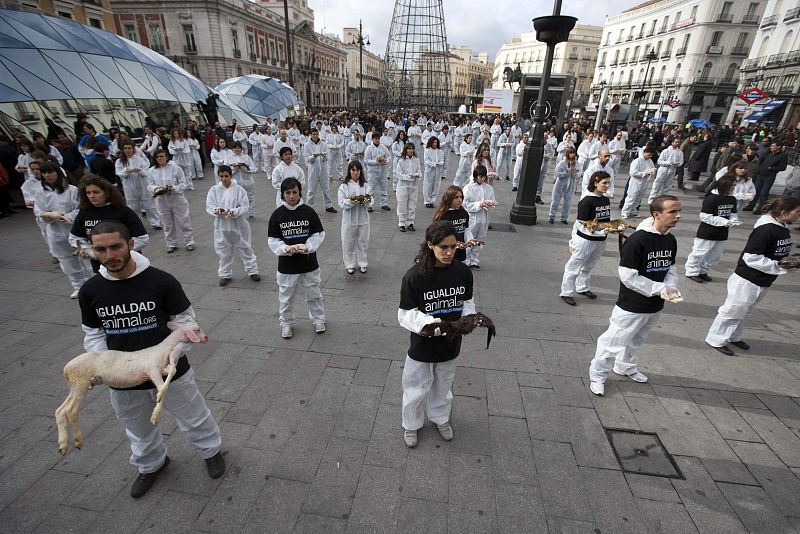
[215,75,303,122]
[0,8,258,139]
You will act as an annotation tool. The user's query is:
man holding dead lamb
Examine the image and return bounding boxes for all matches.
[77,220,225,498]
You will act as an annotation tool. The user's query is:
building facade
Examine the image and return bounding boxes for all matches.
[590,0,765,125]
[342,27,383,109]
[110,0,346,108]
[491,24,602,106]
[3,0,115,30]
[450,46,493,109]
[730,0,800,128]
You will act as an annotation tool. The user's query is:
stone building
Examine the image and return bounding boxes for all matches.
[4,0,115,30]
[450,46,493,110]
[342,27,383,109]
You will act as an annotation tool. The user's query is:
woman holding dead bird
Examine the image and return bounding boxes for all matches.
[338,160,373,274]
[398,221,494,449]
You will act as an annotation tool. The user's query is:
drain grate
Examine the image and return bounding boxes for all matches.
[488,223,516,233]
[606,428,683,479]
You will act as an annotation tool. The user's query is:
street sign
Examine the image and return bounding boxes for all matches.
[738,87,769,105]
[667,99,680,108]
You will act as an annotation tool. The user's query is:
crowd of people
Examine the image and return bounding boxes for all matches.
[0,107,797,497]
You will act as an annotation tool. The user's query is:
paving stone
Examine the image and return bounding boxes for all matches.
[0,414,60,472]
[565,406,619,470]
[346,464,403,534]
[63,441,134,511]
[448,452,494,511]
[282,352,330,394]
[449,395,491,456]
[485,370,524,417]
[728,440,800,521]
[0,468,84,533]
[625,472,681,503]
[737,407,800,467]
[193,342,248,382]
[670,456,747,533]
[353,358,390,386]
[721,391,767,409]
[333,384,381,441]
[515,372,552,389]
[53,415,126,476]
[396,497,448,534]
[402,430,450,502]
[489,415,537,485]
[686,388,762,442]
[303,437,366,518]
[242,477,308,534]
[447,504,496,534]
[260,348,305,376]
[381,360,404,406]
[364,403,408,469]
[636,499,699,534]
[452,366,486,399]
[550,375,593,408]
[206,356,267,403]
[531,440,593,522]
[717,482,797,534]
[519,386,570,442]
[224,372,285,424]
[757,394,800,429]
[272,413,335,483]
[494,482,547,534]
[580,466,647,534]
[545,516,599,533]
[0,439,62,512]
[293,513,347,533]
[246,390,309,452]
[327,354,361,370]
[32,504,99,534]
[539,339,592,378]
[305,366,354,417]
[141,489,208,531]
[587,379,641,430]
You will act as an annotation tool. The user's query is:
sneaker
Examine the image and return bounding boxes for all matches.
[130,456,170,498]
[578,290,597,299]
[399,226,406,232]
[205,451,226,479]
[249,274,261,282]
[407,224,415,232]
[368,207,374,212]
[281,325,293,339]
[706,342,734,356]
[613,368,648,383]
[699,273,712,282]
[730,340,750,350]
[549,217,554,224]
[686,275,705,283]
[589,380,605,396]
[314,322,326,333]
[70,289,79,299]
[347,268,355,275]
[560,296,577,306]
[326,207,338,213]
[167,246,177,253]
[381,205,390,211]
[52,256,60,264]
[360,267,367,273]
[152,225,162,231]
[186,244,195,251]
[436,422,454,441]
[561,220,568,225]
[219,277,232,286]
[403,429,418,448]
[512,187,518,191]
[535,195,544,204]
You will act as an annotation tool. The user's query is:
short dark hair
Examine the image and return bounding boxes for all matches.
[280,177,303,198]
[90,220,131,243]
[217,164,232,176]
[472,164,488,181]
[279,146,293,157]
[650,194,680,215]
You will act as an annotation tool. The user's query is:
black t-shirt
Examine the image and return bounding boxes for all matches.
[399,261,473,363]
[78,266,192,390]
[735,222,792,287]
[576,195,611,241]
[71,204,147,241]
[616,229,677,314]
[696,194,737,241]
[440,207,470,261]
[267,204,324,274]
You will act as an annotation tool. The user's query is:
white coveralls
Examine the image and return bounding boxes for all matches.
[649,147,683,203]
[621,156,655,218]
[580,161,616,199]
[271,161,306,206]
[233,129,249,154]
[556,140,574,164]
[463,180,495,266]
[327,132,345,180]
[512,141,526,189]
[345,139,366,163]
[338,180,373,269]
[577,140,593,175]
[188,137,203,179]
[391,141,405,190]
[223,152,256,218]
[248,131,263,172]
[496,134,513,179]
[365,142,391,208]
[733,179,756,212]
[206,180,259,278]
[381,134,396,182]
[438,132,452,173]
[116,152,161,228]
[423,147,444,206]
[395,157,421,227]
[397,296,477,431]
[684,209,739,277]
[589,219,678,382]
[304,140,333,209]
[489,124,501,160]
[267,201,326,328]
[260,133,276,176]
[148,162,194,248]
[33,184,92,291]
[168,139,195,182]
[210,148,231,182]
[560,205,608,297]
[538,140,556,196]
[407,125,422,154]
[453,142,475,189]
[549,160,580,221]
[21,177,48,241]
[608,138,626,174]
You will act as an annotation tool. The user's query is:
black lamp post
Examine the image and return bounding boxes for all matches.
[283,0,294,88]
[634,48,658,124]
[509,2,576,225]
[352,20,370,112]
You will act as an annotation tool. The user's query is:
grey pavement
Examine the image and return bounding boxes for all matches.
[1,156,799,533]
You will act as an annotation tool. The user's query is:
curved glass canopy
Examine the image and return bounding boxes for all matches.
[215,75,303,122]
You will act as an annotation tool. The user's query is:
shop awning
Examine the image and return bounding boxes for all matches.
[743,100,786,122]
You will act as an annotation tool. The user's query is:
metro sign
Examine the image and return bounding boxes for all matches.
[738,87,769,105]
[667,99,680,108]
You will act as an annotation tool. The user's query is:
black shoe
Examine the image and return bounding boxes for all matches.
[205,451,226,479]
[326,207,338,213]
[469,264,480,270]
[578,291,597,299]
[687,275,704,283]
[561,220,568,225]
[219,277,232,286]
[250,274,261,282]
[381,205,390,211]
[512,187,518,191]
[399,226,406,232]
[367,207,373,212]
[505,176,510,181]
[167,246,177,253]
[707,342,734,356]
[535,195,543,204]
[407,224,415,231]
[549,217,554,224]
[488,224,493,229]
[131,457,170,498]
[561,296,577,306]
[730,340,750,350]
[699,273,712,282]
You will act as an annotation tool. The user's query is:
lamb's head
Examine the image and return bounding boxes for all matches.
[166,321,208,343]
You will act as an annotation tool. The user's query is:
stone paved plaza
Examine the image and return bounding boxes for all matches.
[1,159,799,533]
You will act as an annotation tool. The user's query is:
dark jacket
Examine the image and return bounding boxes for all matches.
[757,150,788,179]
[55,142,84,171]
[89,155,122,189]
[688,140,712,173]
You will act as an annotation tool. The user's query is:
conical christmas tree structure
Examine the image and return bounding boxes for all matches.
[382,0,452,111]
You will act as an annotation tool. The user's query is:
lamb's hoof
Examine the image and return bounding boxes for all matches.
[59,445,67,456]
[150,413,161,425]
[74,439,83,450]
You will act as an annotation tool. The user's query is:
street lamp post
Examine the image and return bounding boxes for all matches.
[594,80,608,132]
[352,20,370,112]
[634,48,657,125]
[282,0,294,88]
[509,1,576,225]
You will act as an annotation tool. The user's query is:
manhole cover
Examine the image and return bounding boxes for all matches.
[489,223,516,233]
[606,429,683,479]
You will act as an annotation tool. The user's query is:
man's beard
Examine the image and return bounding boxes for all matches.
[104,251,131,273]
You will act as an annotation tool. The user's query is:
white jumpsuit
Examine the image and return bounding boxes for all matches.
[560,197,609,297]
[260,133,276,176]
[206,180,259,278]
[454,142,475,189]
[147,161,194,248]
[395,157,421,228]
[188,137,203,179]
[210,148,231,182]
[327,132,345,180]
[168,139,194,182]
[365,142,391,208]
[549,160,580,222]
[495,134,513,179]
[248,131,263,171]
[608,138,626,174]
[338,180,373,269]
[684,206,739,277]
[303,140,333,209]
[423,147,444,205]
[116,152,161,228]
[463,181,495,266]
[223,153,256,218]
[271,161,306,207]
[649,147,683,203]
[580,161,616,199]
[621,157,655,218]
[233,129,249,154]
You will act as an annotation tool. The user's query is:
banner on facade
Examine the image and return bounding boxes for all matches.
[478,89,513,114]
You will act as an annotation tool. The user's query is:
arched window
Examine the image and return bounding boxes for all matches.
[627,70,634,84]
[674,62,682,79]
[724,63,738,82]
[781,30,794,53]
[638,68,645,81]
[610,72,616,85]
[659,65,667,81]
[757,36,770,58]
[700,62,712,80]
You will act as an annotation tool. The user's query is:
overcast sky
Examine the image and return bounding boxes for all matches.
[308,0,647,59]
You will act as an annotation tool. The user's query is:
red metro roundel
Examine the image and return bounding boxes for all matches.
[738,87,769,105]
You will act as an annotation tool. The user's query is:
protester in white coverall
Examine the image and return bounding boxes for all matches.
[549,149,580,224]
[148,151,194,252]
[33,162,91,298]
[168,129,195,189]
[346,130,366,164]
[210,138,231,182]
[364,134,391,211]
[621,147,657,219]
[187,134,203,180]
[327,126,345,181]
[272,147,306,207]
[391,131,408,190]
[407,123,422,154]
[423,136,445,208]
[116,141,161,229]
[454,134,475,189]
[463,164,496,269]
[223,142,256,218]
[260,129,276,176]
[557,133,575,164]
[247,126,263,172]
[395,142,422,231]
[576,132,595,174]
[512,133,529,191]
[536,133,556,202]
[438,125,452,176]
[206,165,260,286]
[580,149,616,199]
[232,124,248,154]
[304,129,336,212]
[338,161,373,274]
[704,197,799,355]
[496,128,513,181]
[649,138,683,203]
[608,132,626,174]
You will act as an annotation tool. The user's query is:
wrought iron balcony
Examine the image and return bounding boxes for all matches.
[183,45,197,55]
[233,49,241,58]
[741,14,760,24]
[731,46,749,56]
[661,50,671,59]
[766,52,787,65]
[784,6,800,21]
[761,14,779,27]
[675,47,687,56]
[707,46,724,55]
[716,13,733,23]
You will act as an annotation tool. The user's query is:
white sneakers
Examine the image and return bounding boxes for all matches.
[591,368,649,396]
[281,325,293,339]
[404,422,454,448]
[314,322,326,333]
[589,380,605,396]
[613,368,648,383]
[69,289,79,299]
[403,430,418,448]
[436,422,454,441]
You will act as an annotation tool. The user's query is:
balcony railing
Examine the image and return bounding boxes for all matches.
[597,61,606,68]
[784,6,800,21]
[646,29,655,36]
[233,49,241,58]
[260,56,267,64]
[695,76,716,85]
[716,13,733,23]
[719,78,738,86]
[609,59,618,66]
[761,14,779,27]
[637,32,644,39]
[662,77,677,86]
[183,45,197,54]
[675,47,687,56]
[741,14,760,24]
[787,50,800,65]
[661,50,671,58]
[568,53,578,59]
[657,26,667,34]
[731,46,749,56]
[707,45,724,55]
[626,35,635,41]
[767,52,787,65]
[615,38,624,44]
[249,53,256,62]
